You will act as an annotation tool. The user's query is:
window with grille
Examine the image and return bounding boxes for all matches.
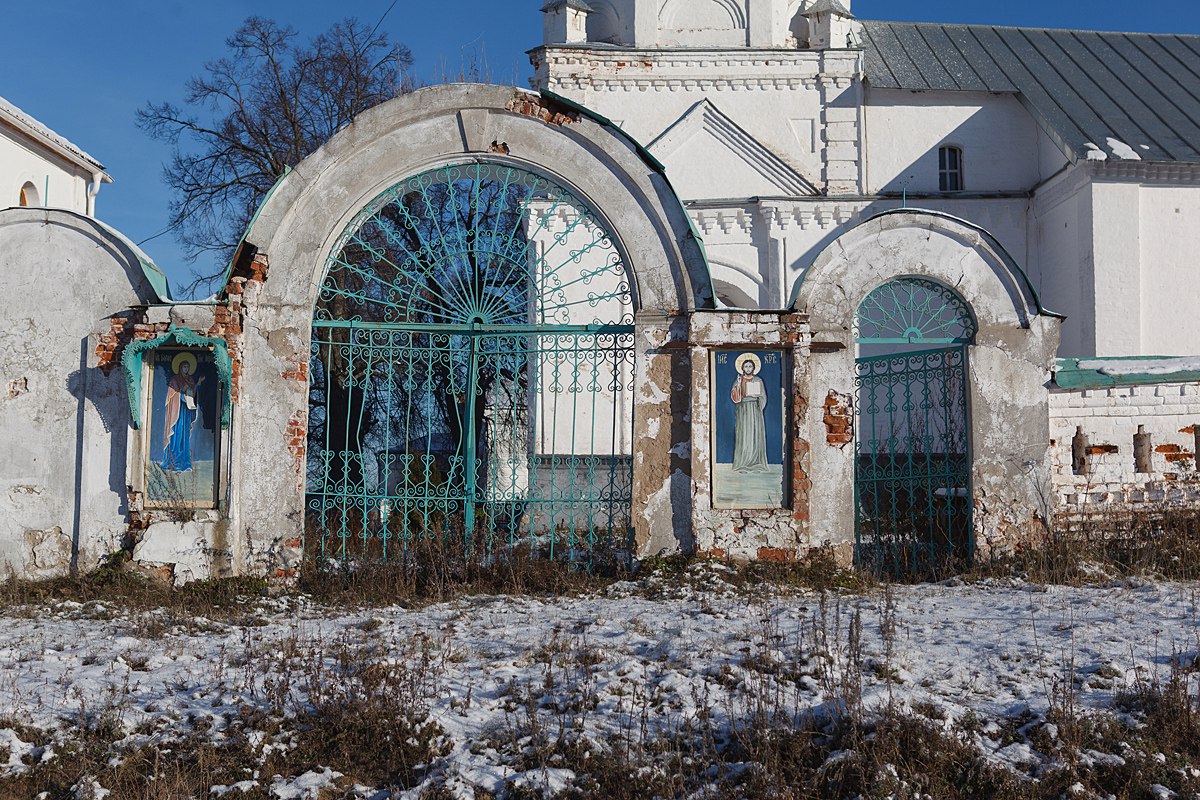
[939,146,964,192]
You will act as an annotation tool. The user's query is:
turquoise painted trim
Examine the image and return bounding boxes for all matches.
[1054,356,1200,389]
[539,89,719,309]
[89,217,176,303]
[122,327,233,429]
[216,167,292,298]
[789,208,1066,320]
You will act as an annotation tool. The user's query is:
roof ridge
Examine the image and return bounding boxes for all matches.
[0,94,108,175]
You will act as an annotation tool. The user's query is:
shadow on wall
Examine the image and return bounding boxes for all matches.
[65,336,132,571]
[786,109,1043,302]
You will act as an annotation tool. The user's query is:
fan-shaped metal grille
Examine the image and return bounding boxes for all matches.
[307,163,636,567]
[856,277,976,346]
[315,162,632,328]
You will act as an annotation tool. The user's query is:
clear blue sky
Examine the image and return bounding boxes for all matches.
[3,1,1198,297]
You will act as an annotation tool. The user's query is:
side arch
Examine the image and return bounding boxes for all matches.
[791,209,1058,344]
[788,209,1062,564]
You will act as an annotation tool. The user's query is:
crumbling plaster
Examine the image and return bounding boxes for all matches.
[688,310,810,559]
[0,209,159,577]
[238,84,713,570]
[792,210,1061,555]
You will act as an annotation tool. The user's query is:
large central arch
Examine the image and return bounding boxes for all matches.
[230,85,712,575]
[307,161,637,562]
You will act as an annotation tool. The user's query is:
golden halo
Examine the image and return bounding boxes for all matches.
[735,353,762,375]
[171,352,199,375]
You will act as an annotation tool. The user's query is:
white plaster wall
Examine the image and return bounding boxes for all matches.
[1090,181,1143,357]
[691,196,1029,309]
[1037,126,1070,179]
[795,212,1061,554]
[0,210,158,578]
[1139,186,1200,356]
[1049,384,1200,513]
[863,90,1041,195]
[1032,172,1093,357]
[0,126,92,215]
[535,50,834,187]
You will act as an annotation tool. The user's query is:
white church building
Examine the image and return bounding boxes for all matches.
[0,95,110,217]
[0,0,1197,582]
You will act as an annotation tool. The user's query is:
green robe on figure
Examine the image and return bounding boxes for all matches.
[731,373,769,473]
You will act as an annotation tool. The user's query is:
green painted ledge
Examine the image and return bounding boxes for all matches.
[1054,356,1200,389]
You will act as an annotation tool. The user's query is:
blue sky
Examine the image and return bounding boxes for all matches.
[3,1,1199,296]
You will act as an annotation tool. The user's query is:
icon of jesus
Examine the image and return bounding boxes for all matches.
[731,353,769,473]
[161,352,204,473]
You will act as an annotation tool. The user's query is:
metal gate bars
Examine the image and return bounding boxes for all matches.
[306,162,636,566]
[854,278,977,578]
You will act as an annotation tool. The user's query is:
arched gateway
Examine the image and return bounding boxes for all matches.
[233,85,712,575]
[308,162,637,562]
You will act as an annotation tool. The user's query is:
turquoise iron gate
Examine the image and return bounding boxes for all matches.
[854,278,976,578]
[307,162,635,564]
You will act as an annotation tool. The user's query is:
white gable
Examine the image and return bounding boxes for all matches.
[648,99,818,200]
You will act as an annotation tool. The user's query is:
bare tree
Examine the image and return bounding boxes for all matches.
[138,16,413,291]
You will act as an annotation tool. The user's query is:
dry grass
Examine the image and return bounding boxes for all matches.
[974,510,1200,586]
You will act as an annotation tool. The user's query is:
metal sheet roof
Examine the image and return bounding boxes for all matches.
[861,21,1200,163]
[0,95,111,178]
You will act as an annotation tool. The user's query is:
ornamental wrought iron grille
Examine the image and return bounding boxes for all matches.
[307,162,636,565]
[854,277,976,578]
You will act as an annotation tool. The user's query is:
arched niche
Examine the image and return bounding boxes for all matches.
[659,0,749,46]
[18,181,39,207]
[235,84,712,572]
[790,209,1062,562]
[586,0,631,44]
[709,256,764,309]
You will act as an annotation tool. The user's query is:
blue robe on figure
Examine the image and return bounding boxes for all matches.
[161,372,198,472]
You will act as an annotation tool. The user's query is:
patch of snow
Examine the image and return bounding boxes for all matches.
[271,768,343,799]
[71,779,110,800]
[1084,142,1108,161]
[211,782,258,796]
[1077,357,1200,376]
[0,728,37,774]
[1106,137,1143,161]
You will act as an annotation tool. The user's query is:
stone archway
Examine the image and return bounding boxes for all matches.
[229,85,712,575]
[791,210,1062,562]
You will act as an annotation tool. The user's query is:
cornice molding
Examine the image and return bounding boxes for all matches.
[1087,160,1200,184]
[533,45,861,83]
[689,199,865,234]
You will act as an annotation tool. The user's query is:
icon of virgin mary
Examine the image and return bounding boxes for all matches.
[161,352,204,472]
[731,353,769,473]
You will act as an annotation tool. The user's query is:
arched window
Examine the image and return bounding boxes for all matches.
[18,181,39,207]
[939,146,964,192]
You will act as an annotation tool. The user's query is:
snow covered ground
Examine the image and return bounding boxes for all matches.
[0,570,1196,797]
